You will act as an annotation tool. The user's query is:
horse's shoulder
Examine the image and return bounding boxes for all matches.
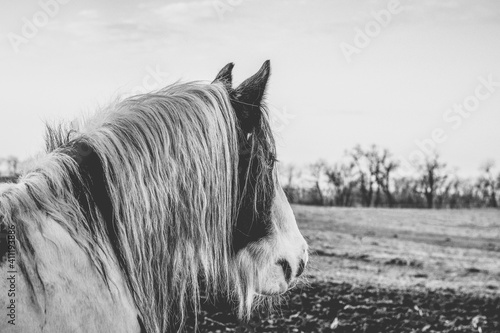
[0,216,141,333]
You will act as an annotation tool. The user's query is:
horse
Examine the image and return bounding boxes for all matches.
[0,60,308,332]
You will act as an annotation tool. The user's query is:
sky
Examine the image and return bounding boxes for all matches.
[1,0,500,176]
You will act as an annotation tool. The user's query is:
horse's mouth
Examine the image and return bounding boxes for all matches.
[255,280,298,297]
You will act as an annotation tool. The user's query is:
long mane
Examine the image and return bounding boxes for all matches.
[1,82,250,332]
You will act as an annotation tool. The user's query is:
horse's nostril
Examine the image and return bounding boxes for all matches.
[277,259,292,283]
[296,259,305,278]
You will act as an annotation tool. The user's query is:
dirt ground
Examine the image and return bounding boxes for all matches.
[191,206,500,332]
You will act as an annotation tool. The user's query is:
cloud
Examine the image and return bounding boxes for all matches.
[53,1,220,46]
[78,9,100,20]
[341,0,500,26]
[154,1,217,24]
[403,0,500,23]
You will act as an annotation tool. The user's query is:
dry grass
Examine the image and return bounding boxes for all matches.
[297,205,500,294]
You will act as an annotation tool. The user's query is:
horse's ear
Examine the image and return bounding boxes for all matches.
[233,60,271,133]
[212,62,234,90]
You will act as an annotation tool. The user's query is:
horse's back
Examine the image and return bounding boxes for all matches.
[0,213,141,333]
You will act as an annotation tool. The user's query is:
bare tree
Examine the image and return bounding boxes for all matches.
[417,153,447,209]
[279,163,303,204]
[6,156,19,176]
[349,145,378,207]
[477,160,498,208]
[309,160,328,205]
[393,176,423,208]
[374,149,399,207]
[282,163,297,188]
[497,172,500,207]
[349,145,398,207]
[325,161,357,206]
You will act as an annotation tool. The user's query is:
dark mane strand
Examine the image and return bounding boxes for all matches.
[232,100,277,253]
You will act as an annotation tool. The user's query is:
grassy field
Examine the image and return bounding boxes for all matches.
[297,205,500,294]
[193,206,500,332]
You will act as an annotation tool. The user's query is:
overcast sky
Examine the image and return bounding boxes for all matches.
[1,0,500,176]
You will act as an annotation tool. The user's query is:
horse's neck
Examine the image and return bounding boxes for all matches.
[0,212,142,333]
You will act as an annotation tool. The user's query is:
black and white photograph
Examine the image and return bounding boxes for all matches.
[1,0,499,332]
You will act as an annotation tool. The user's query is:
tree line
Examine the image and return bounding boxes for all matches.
[281,145,499,209]
[1,150,499,209]
[0,156,19,183]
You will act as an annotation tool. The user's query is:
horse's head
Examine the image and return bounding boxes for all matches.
[213,61,309,304]
[3,62,309,332]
